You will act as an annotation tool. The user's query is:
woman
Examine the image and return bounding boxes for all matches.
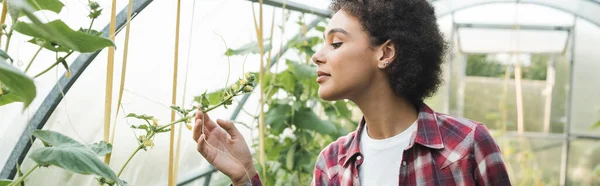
[192,0,511,185]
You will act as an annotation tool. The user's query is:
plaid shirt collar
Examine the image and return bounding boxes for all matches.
[341,103,445,166]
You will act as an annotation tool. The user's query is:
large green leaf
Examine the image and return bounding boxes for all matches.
[292,108,337,136]
[224,39,272,56]
[27,38,70,52]
[90,141,112,157]
[32,130,79,146]
[14,20,114,53]
[274,71,296,93]
[266,104,292,136]
[0,59,36,108]
[9,0,64,17]
[0,179,12,186]
[26,0,64,14]
[31,130,123,185]
[286,60,316,81]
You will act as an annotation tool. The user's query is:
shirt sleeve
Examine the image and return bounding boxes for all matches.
[311,152,330,186]
[229,173,262,186]
[473,124,511,186]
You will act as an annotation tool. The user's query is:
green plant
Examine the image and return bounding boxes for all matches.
[466,54,505,78]
[0,0,112,109]
[212,16,356,185]
[7,73,256,186]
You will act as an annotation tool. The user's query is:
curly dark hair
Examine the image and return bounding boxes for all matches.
[331,0,447,105]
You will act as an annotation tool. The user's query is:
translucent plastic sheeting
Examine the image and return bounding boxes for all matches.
[494,136,563,185]
[570,18,600,135]
[568,139,600,185]
[0,0,321,185]
[457,28,569,53]
[453,3,575,26]
[432,0,600,27]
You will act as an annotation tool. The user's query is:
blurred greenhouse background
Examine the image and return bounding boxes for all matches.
[0,0,599,186]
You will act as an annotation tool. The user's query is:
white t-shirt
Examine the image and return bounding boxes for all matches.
[358,120,418,186]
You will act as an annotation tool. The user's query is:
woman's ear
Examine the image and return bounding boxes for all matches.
[377,40,396,69]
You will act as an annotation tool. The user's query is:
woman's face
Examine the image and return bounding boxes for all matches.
[312,10,382,101]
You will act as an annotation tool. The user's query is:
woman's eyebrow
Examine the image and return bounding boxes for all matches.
[323,28,351,39]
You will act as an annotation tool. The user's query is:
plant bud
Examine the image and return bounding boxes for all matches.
[152,118,159,126]
[243,85,254,92]
[144,139,154,148]
[239,79,248,86]
[185,123,192,130]
[89,1,100,10]
[245,73,256,83]
[231,83,239,91]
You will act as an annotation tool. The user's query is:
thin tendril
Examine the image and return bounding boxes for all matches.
[214,32,231,90]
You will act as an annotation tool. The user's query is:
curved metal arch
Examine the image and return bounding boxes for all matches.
[431,0,600,27]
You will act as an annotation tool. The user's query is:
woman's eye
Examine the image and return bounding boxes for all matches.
[331,42,343,49]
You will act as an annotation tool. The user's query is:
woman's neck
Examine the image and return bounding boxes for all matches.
[351,80,418,140]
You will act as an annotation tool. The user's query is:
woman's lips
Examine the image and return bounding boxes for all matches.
[316,70,331,83]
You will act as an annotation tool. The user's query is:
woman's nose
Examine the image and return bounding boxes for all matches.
[312,49,325,65]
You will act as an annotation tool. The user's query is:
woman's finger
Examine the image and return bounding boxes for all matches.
[216,119,241,139]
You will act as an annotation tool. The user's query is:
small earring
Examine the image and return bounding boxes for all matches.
[383,62,389,67]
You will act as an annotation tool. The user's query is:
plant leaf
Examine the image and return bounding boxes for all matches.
[0,179,12,186]
[89,141,112,156]
[266,104,291,136]
[14,20,114,53]
[78,28,102,36]
[0,50,12,62]
[26,0,64,14]
[6,0,64,19]
[32,130,79,146]
[0,90,22,106]
[126,113,154,120]
[285,145,296,170]
[130,124,148,130]
[30,130,123,185]
[593,164,600,176]
[27,38,70,52]
[170,105,184,113]
[315,26,325,32]
[224,39,272,56]
[593,120,600,129]
[292,108,337,136]
[286,60,316,81]
[0,59,36,109]
[334,101,352,119]
[275,71,296,93]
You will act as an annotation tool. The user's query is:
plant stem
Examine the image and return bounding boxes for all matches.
[25,45,44,73]
[0,0,8,44]
[117,145,142,177]
[4,28,13,53]
[87,18,95,34]
[8,164,39,186]
[157,115,193,131]
[34,50,74,78]
[157,88,246,131]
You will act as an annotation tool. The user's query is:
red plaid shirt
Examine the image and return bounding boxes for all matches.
[311,103,510,186]
[245,103,510,186]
